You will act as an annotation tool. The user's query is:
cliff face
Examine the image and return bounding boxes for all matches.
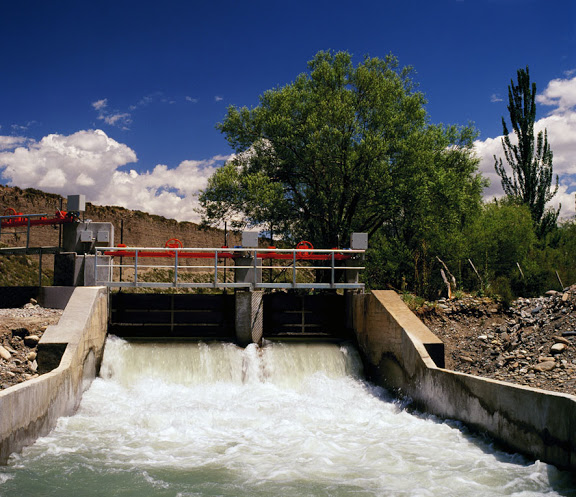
[0,185,239,249]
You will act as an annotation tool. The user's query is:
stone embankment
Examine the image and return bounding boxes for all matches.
[0,302,62,390]
[422,288,576,395]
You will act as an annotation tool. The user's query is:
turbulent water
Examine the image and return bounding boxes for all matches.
[1,338,574,497]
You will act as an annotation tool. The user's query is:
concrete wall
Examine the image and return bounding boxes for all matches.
[353,290,576,471]
[0,286,108,463]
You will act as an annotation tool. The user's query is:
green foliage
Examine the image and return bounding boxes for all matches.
[494,66,559,238]
[201,50,484,254]
[486,276,514,307]
[466,201,536,280]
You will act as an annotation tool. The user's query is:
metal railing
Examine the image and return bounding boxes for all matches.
[95,246,365,290]
[0,213,49,250]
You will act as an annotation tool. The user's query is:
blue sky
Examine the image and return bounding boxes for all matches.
[1,0,575,222]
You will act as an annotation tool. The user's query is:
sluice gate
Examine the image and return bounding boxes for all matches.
[109,293,236,341]
[109,291,355,343]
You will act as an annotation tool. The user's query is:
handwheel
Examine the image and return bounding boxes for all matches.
[295,240,314,257]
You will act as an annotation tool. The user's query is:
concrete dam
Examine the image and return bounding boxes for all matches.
[1,287,576,496]
[0,210,575,493]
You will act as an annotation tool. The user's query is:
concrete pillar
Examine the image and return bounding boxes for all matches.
[234,256,262,286]
[83,254,112,286]
[53,252,83,286]
[62,222,114,254]
[235,291,264,346]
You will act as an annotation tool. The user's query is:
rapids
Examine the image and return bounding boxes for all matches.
[0,337,574,496]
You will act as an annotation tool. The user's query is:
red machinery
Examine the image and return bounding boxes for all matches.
[104,239,354,261]
[1,208,76,228]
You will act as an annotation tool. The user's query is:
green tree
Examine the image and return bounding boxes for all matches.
[466,200,536,279]
[494,66,559,238]
[200,50,484,259]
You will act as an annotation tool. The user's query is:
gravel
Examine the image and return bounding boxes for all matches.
[422,289,576,396]
[0,302,62,390]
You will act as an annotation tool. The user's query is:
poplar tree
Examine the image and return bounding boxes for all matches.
[494,66,559,238]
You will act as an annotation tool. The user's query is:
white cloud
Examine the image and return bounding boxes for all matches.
[103,112,132,128]
[0,129,231,223]
[475,74,576,219]
[186,96,199,103]
[490,93,503,103]
[92,99,108,111]
[0,136,28,151]
[536,75,576,116]
[215,96,223,102]
[92,98,132,129]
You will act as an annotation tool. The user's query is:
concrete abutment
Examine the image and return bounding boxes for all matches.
[0,286,108,464]
[352,290,576,472]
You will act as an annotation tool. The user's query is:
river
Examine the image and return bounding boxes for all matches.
[1,338,574,496]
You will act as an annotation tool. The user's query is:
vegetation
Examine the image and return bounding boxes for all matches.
[200,51,484,250]
[494,66,559,239]
[198,54,575,301]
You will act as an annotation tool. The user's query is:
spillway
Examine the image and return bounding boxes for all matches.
[1,338,574,496]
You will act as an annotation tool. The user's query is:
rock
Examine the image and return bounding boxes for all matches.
[553,336,571,346]
[562,293,569,302]
[545,290,558,296]
[551,343,567,355]
[11,327,29,338]
[29,360,38,372]
[23,335,40,347]
[26,351,37,361]
[460,356,474,363]
[478,335,488,341]
[531,305,543,315]
[533,361,556,372]
[0,345,11,361]
[29,298,38,305]
[539,356,555,362]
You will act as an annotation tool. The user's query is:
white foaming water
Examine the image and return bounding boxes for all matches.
[1,337,574,497]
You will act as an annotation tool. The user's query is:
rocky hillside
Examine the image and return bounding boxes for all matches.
[0,185,239,249]
[422,290,576,396]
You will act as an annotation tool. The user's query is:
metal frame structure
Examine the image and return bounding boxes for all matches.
[96,246,365,290]
[0,212,73,253]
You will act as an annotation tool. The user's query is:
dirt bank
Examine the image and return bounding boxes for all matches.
[421,289,576,396]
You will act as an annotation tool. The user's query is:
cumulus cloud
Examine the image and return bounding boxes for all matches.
[475,73,576,219]
[490,93,503,103]
[0,136,28,151]
[536,76,576,116]
[214,96,223,102]
[0,129,230,222]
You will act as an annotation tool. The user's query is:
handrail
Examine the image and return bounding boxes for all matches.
[95,246,365,291]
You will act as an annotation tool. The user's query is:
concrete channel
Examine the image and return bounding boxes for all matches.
[0,287,574,472]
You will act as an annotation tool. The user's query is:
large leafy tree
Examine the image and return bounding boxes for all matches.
[494,66,559,238]
[200,50,484,251]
